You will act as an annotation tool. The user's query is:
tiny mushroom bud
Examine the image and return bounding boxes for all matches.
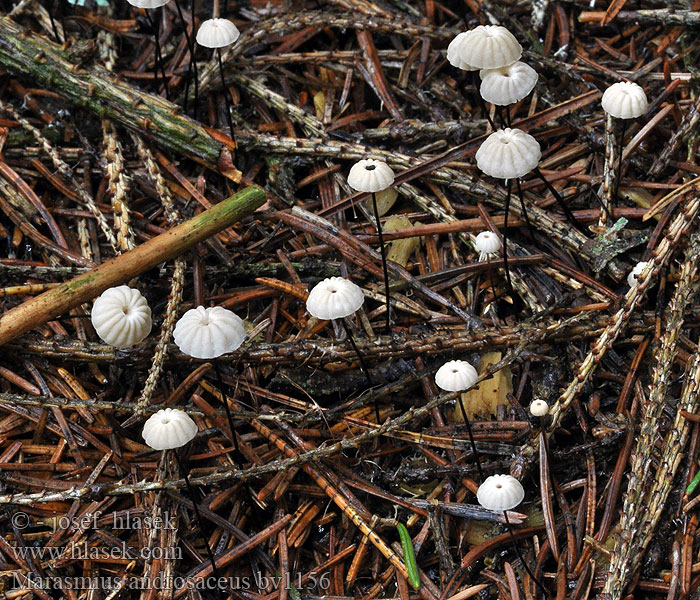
[196,18,241,48]
[602,82,648,120]
[306,277,365,321]
[447,25,522,70]
[476,128,541,180]
[347,159,395,193]
[91,286,152,348]
[126,0,170,7]
[475,231,502,256]
[142,408,198,450]
[529,399,549,417]
[477,474,525,511]
[435,360,479,392]
[173,306,246,359]
[479,62,538,106]
[627,261,649,287]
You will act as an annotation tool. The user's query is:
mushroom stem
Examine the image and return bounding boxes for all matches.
[172,0,198,115]
[457,402,484,482]
[339,319,380,422]
[216,48,236,143]
[470,72,496,131]
[503,510,549,597]
[172,450,226,600]
[213,364,242,458]
[501,178,514,292]
[613,120,628,202]
[532,167,584,233]
[48,1,60,42]
[514,177,539,249]
[145,9,170,99]
[371,192,391,332]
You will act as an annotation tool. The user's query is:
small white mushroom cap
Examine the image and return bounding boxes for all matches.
[142,408,197,450]
[479,61,538,106]
[306,277,364,320]
[529,399,549,417]
[446,32,477,71]
[476,128,541,180]
[447,26,522,71]
[91,286,152,348]
[173,306,246,359]
[348,159,395,193]
[126,0,170,8]
[477,474,525,511]
[196,18,241,48]
[601,82,648,119]
[627,261,649,287]
[435,360,479,392]
[475,231,502,255]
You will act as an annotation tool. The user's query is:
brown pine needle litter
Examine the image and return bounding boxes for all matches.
[0,2,699,599]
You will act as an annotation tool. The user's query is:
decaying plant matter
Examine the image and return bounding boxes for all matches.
[0,2,699,600]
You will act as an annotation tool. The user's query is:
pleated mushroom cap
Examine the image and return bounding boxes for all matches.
[348,159,395,193]
[448,26,522,71]
[627,261,649,287]
[529,399,549,417]
[173,306,246,359]
[306,277,364,321]
[196,18,241,48]
[91,286,152,348]
[127,0,170,8]
[476,128,541,180]
[479,61,538,106]
[142,408,198,450]
[475,231,501,254]
[447,32,477,71]
[435,360,478,392]
[477,474,525,511]
[602,82,648,119]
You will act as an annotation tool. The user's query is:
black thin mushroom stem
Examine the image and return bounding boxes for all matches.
[478,475,549,598]
[195,20,240,143]
[212,363,242,458]
[338,318,380,423]
[613,120,628,202]
[502,178,514,293]
[217,48,235,142]
[347,160,395,334]
[503,510,549,598]
[142,410,225,600]
[172,451,226,600]
[171,0,198,115]
[371,190,392,333]
[306,277,379,422]
[435,360,485,482]
[144,9,170,99]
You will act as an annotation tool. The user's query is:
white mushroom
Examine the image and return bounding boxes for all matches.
[306,277,365,321]
[476,474,525,511]
[529,399,549,417]
[435,360,479,392]
[91,286,152,348]
[474,231,502,261]
[627,261,649,287]
[126,0,170,7]
[447,26,522,71]
[196,18,241,49]
[347,159,395,193]
[602,82,648,120]
[479,62,538,106]
[476,128,541,180]
[142,408,198,450]
[173,306,246,359]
